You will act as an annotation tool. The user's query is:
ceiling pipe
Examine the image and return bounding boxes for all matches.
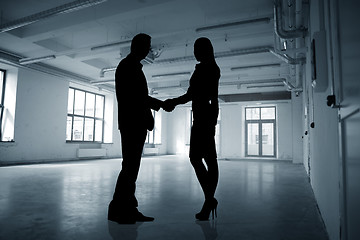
[274,0,307,39]
[98,45,305,77]
[231,63,281,71]
[221,78,285,88]
[282,78,302,94]
[19,55,56,65]
[149,78,288,95]
[0,0,107,33]
[91,40,131,52]
[0,49,110,92]
[152,72,191,79]
[268,48,305,64]
[196,17,271,33]
[246,84,285,89]
[90,79,114,85]
[99,67,116,78]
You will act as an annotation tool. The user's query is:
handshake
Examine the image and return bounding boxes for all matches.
[162,99,177,112]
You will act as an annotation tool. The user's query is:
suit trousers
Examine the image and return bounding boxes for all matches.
[112,126,147,210]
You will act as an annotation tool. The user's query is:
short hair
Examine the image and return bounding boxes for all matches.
[131,33,151,52]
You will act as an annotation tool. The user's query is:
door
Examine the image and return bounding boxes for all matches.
[245,107,276,157]
[331,1,360,239]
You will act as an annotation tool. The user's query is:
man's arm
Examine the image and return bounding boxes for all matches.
[147,96,163,111]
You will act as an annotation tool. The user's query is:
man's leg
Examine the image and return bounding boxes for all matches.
[109,128,146,223]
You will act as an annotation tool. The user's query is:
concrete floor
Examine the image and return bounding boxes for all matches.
[0,156,328,240]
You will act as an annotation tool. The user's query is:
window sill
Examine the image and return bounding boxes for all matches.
[0,140,16,146]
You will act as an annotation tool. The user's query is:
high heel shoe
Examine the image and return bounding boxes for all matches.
[195,198,218,221]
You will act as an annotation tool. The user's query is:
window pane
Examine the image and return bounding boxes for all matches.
[95,95,104,118]
[95,120,103,142]
[0,71,4,102]
[84,118,94,141]
[246,108,260,120]
[72,117,84,141]
[74,90,85,115]
[154,111,161,144]
[261,107,275,120]
[66,116,73,141]
[85,93,95,117]
[145,132,150,144]
[67,88,74,114]
[149,131,154,144]
[0,71,3,124]
[262,123,274,156]
[247,123,259,155]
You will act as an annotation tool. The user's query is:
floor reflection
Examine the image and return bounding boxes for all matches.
[196,220,218,240]
[108,221,143,240]
[0,156,328,240]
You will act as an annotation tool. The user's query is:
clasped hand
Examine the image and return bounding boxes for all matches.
[162,99,176,112]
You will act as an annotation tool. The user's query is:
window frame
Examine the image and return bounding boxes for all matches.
[245,106,277,158]
[0,69,6,141]
[145,110,156,145]
[66,87,105,143]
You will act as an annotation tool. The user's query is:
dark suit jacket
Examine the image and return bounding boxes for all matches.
[115,54,162,131]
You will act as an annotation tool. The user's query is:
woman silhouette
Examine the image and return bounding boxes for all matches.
[164,37,220,220]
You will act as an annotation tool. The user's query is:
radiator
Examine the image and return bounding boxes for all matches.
[77,149,107,158]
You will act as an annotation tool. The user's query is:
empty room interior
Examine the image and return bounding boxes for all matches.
[0,0,359,240]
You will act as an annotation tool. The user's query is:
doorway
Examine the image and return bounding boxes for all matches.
[245,107,276,157]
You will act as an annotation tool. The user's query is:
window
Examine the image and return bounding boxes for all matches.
[245,106,276,157]
[0,70,5,141]
[145,110,162,144]
[66,87,105,142]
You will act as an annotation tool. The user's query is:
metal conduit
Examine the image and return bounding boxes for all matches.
[274,0,307,39]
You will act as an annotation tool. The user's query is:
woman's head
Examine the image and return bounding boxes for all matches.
[194,37,215,62]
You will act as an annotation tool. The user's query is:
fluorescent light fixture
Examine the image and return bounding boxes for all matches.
[19,55,56,65]
[231,63,281,71]
[0,0,108,33]
[246,84,285,89]
[91,40,132,51]
[196,17,271,33]
[152,72,191,78]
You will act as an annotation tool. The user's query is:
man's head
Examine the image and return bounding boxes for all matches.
[131,33,151,60]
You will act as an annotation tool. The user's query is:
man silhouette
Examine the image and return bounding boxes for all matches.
[108,33,163,224]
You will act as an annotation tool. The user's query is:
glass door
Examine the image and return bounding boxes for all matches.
[245,107,276,157]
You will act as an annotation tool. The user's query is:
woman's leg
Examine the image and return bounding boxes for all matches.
[203,156,218,200]
[190,157,208,197]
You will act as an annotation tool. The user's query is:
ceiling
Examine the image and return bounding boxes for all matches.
[0,0,308,99]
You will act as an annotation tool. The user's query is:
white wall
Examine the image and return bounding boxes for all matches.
[303,1,341,239]
[221,104,243,158]
[166,99,302,162]
[291,92,304,164]
[220,101,299,161]
[166,106,190,156]
[0,66,121,164]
